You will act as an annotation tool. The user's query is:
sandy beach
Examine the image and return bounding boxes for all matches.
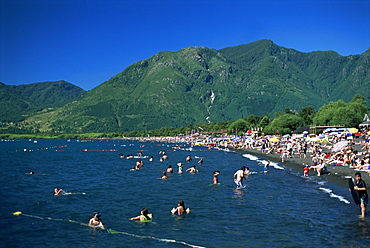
[235,146,370,189]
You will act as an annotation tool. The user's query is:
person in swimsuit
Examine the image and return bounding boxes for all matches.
[186,165,198,174]
[213,170,220,184]
[54,188,63,195]
[177,162,183,174]
[264,160,270,173]
[171,200,189,215]
[186,155,192,162]
[166,165,173,173]
[234,166,246,189]
[354,172,368,218]
[130,208,152,222]
[158,171,168,179]
[88,211,105,229]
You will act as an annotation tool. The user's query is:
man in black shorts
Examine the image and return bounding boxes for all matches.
[354,172,368,219]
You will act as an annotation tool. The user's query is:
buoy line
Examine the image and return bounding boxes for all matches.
[12,212,206,248]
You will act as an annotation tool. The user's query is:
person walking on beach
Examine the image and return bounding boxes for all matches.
[354,172,368,219]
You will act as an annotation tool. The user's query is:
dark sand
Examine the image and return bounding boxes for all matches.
[235,148,370,189]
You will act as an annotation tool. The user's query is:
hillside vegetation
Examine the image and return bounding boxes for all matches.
[1,40,369,133]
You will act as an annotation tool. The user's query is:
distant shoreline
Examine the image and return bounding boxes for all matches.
[234,147,370,189]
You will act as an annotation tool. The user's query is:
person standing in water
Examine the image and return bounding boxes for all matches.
[88,211,105,229]
[177,162,183,174]
[186,155,192,162]
[213,170,220,184]
[264,160,270,173]
[234,166,246,189]
[130,208,152,222]
[171,200,190,215]
[353,172,368,218]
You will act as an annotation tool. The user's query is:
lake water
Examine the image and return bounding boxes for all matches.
[1,139,369,247]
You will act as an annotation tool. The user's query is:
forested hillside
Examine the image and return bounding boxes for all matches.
[1,40,369,133]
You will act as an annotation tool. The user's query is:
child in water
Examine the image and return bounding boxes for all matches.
[213,170,220,184]
[171,200,190,215]
[130,208,152,222]
[303,164,310,177]
[88,211,105,229]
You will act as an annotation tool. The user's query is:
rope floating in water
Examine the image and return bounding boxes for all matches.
[12,211,205,248]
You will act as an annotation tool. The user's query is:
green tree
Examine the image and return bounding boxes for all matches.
[228,118,250,135]
[313,95,367,127]
[298,105,315,126]
[263,114,303,134]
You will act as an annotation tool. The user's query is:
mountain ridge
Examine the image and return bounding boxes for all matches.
[1,40,369,133]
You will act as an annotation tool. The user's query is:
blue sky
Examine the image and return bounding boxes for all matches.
[1,0,369,90]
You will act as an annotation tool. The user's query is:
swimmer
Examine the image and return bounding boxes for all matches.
[171,200,190,215]
[177,162,183,174]
[244,167,251,176]
[119,153,125,158]
[54,188,64,195]
[186,165,198,174]
[88,211,105,229]
[130,208,152,222]
[213,170,220,184]
[198,158,203,164]
[166,165,173,173]
[158,171,168,179]
[149,156,153,162]
[30,171,35,174]
[186,155,192,162]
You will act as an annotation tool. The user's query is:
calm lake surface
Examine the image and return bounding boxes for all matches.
[1,139,369,247]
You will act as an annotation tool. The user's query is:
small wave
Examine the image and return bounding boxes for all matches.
[258,159,284,170]
[319,187,350,204]
[242,154,285,170]
[242,154,259,161]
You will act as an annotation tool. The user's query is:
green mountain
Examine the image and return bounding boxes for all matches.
[0,80,85,122]
[3,40,370,133]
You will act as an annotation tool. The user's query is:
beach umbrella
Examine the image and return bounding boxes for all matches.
[331,141,349,152]
[348,128,358,134]
[307,137,320,142]
[269,137,280,142]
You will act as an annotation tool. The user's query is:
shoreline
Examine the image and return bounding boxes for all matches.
[235,148,370,189]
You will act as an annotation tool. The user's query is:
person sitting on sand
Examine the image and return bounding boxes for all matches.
[88,211,105,229]
[186,165,198,174]
[130,208,152,222]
